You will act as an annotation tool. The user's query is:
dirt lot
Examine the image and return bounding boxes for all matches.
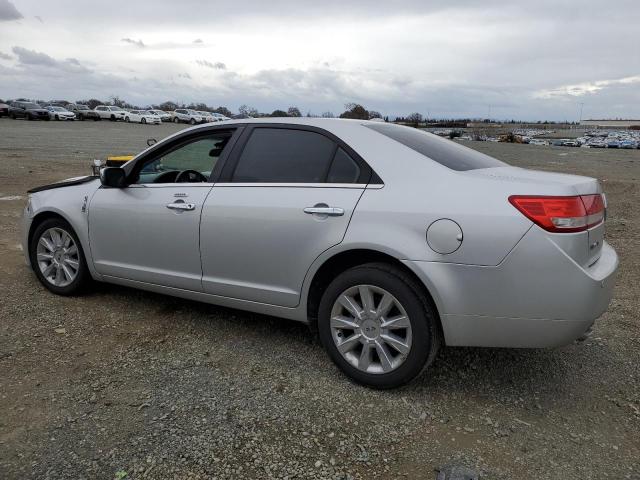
[0,118,638,480]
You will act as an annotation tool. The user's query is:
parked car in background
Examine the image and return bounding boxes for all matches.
[172,109,203,124]
[94,105,127,121]
[211,113,231,121]
[21,118,617,388]
[197,111,216,123]
[148,109,172,122]
[125,110,162,125]
[8,101,51,120]
[45,105,76,121]
[0,102,10,117]
[67,103,100,121]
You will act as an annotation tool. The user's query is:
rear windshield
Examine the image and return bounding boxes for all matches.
[365,123,505,171]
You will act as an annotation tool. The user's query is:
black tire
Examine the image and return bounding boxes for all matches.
[94,116,101,121]
[27,114,33,121]
[55,115,59,121]
[29,218,92,296]
[189,118,196,125]
[318,263,440,389]
[79,114,84,121]
[10,113,16,119]
[125,116,130,123]
[173,117,179,123]
[110,114,116,121]
[141,118,146,124]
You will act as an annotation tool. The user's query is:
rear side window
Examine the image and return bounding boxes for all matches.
[365,123,505,171]
[232,128,336,183]
[328,148,360,183]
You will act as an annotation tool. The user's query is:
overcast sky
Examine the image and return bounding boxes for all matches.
[1,0,639,120]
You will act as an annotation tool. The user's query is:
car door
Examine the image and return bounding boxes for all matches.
[88,129,239,291]
[200,125,372,307]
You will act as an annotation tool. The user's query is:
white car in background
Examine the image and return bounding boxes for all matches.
[125,110,162,125]
[197,111,216,123]
[148,109,172,122]
[212,112,230,121]
[94,105,127,121]
[172,109,204,124]
[45,106,76,121]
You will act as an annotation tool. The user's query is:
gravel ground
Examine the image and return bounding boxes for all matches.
[0,118,638,480]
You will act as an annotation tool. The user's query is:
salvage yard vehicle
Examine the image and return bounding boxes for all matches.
[148,109,172,122]
[67,103,101,121]
[0,102,9,117]
[8,101,50,120]
[21,118,618,388]
[172,108,203,124]
[94,105,127,121]
[45,105,76,121]
[124,110,161,125]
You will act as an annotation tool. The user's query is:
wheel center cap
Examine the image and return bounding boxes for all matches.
[53,250,63,264]
[361,319,380,340]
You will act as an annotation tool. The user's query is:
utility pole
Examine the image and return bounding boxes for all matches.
[487,105,492,122]
[578,102,584,123]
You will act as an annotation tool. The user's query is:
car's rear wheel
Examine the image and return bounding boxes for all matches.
[125,116,130,122]
[141,118,146,124]
[29,218,91,296]
[318,263,440,389]
[173,117,179,123]
[110,114,116,121]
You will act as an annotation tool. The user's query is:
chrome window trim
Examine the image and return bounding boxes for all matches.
[213,182,370,189]
[126,183,214,188]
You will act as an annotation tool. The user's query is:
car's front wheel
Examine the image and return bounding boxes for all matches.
[318,263,440,389]
[189,118,196,125]
[173,117,179,123]
[141,117,146,124]
[29,218,91,295]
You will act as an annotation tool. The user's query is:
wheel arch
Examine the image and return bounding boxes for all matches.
[305,248,443,339]
[27,210,72,250]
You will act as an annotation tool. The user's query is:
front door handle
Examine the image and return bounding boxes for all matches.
[166,202,196,211]
[304,206,344,216]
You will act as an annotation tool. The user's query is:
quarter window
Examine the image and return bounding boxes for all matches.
[327,148,361,183]
[232,128,336,183]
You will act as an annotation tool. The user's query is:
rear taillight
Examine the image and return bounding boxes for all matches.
[509,194,605,233]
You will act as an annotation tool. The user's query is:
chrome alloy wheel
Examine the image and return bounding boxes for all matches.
[36,227,80,287]
[330,285,412,374]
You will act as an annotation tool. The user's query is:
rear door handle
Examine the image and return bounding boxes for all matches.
[304,206,344,216]
[166,202,196,211]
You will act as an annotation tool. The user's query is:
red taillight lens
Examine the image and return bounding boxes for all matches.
[509,194,605,233]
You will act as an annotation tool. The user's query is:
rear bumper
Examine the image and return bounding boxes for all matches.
[405,228,618,348]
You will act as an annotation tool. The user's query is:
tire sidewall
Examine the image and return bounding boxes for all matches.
[29,218,90,296]
[318,265,436,389]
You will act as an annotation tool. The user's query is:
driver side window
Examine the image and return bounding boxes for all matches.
[134,133,232,184]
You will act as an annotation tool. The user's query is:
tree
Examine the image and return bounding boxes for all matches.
[321,111,335,118]
[77,98,104,109]
[368,111,382,119]
[406,112,423,126]
[270,109,288,117]
[158,101,179,111]
[339,103,369,120]
[238,104,258,117]
[213,106,233,117]
[287,106,302,117]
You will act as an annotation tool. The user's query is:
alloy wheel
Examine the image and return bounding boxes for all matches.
[330,284,412,374]
[36,227,80,287]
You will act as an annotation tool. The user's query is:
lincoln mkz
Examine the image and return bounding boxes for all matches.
[21,119,618,388]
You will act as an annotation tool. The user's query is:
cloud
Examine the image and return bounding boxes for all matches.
[35,15,43,23]
[121,37,145,48]
[193,38,203,44]
[535,75,640,99]
[0,51,12,60]
[0,0,21,21]
[178,72,191,79]
[196,60,226,70]
[11,46,92,73]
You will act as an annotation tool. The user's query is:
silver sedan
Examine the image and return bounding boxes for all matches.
[21,118,618,388]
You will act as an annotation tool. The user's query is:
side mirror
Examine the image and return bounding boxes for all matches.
[100,167,127,188]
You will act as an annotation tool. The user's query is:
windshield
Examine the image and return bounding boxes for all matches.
[187,109,199,115]
[52,107,66,111]
[76,105,89,110]
[365,123,506,171]
[23,102,41,109]
[108,106,123,111]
